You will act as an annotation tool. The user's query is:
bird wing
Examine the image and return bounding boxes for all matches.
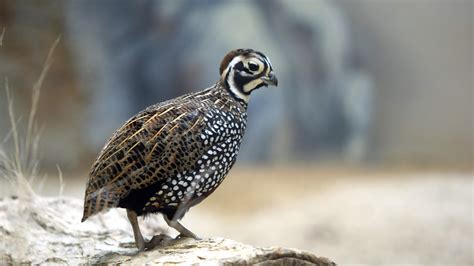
[82,93,231,220]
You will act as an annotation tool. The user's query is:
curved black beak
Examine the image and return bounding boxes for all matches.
[260,72,278,87]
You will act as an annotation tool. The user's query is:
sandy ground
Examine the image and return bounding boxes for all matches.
[1,166,473,265]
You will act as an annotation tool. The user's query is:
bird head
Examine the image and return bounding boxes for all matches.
[219,49,278,103]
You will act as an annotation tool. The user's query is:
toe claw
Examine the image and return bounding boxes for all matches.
[177,233,201,240]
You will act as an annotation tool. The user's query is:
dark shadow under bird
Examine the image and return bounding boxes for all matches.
[81,48,278,251]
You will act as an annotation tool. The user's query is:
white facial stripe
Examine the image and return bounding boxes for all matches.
[228,69,250,103]
[221,56,243,80]
[243,79,263,93]
[239,71,253,77]
[265,57,273,70]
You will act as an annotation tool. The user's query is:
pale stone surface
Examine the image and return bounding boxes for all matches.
[0,196,334,265]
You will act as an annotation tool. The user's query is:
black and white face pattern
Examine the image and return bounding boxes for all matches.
[220,49,278,103]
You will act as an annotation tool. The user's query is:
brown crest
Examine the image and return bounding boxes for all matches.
[219,49,255,75]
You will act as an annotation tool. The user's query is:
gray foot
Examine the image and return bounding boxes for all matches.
[144,234,173,250]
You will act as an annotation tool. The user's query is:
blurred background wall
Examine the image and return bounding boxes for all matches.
[340,1,473,166]
[0,0,472,172]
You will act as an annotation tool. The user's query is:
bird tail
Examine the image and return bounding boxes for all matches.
[81,188,120,222]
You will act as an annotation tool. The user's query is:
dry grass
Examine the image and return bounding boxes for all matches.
[0,28,4,46]
[0,37,60,200]
[0,36,63,263]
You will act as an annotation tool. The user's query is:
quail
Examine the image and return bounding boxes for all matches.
[81,49,278,251]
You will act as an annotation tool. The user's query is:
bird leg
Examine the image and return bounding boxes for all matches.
[164,215,201,240]
[126,209,172,251]
[126,209,146,250]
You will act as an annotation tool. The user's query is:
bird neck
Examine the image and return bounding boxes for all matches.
[219,77,250,106]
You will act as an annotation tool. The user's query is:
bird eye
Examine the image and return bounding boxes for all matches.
[248,62,259,72]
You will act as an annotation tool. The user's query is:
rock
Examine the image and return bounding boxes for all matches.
[0,196,335,265]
